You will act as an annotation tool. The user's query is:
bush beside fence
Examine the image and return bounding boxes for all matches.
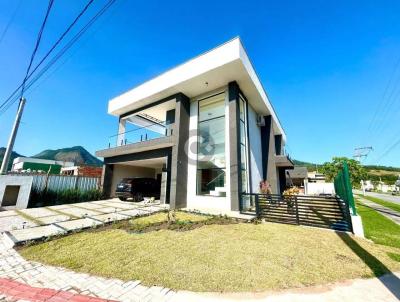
[28,188,104,208]
[7,173,104,208]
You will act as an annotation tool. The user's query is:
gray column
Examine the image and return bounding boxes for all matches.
[260,115,272,180]
[169,93,190,209]
[117,118,126,146]
[228,81,241,211]
[101,164,114,198]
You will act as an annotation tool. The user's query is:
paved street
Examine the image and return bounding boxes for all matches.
[354,190,400,205]
[357,196,400,225]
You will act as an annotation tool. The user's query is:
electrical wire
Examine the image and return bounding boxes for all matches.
[0,0,96,112]
[0,0,117,116]
[0,0,23,46]
[20,0,55,98]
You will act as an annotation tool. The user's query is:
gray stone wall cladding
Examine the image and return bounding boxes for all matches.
[169,93,190,209]
[228,82,241,211]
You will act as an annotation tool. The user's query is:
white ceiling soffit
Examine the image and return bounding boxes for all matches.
[108,37,286,140]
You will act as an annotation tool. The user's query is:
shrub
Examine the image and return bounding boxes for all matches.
[29,188,103,208]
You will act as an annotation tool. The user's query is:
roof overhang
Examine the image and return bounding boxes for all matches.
[108,37,286,140]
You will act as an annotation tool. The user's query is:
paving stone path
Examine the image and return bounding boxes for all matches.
[0,278,116,302]
[0,205,176,302]
[357,197,400,225]
[0,200,168,245]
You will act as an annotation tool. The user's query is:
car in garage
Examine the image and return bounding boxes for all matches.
[115,178,161,201]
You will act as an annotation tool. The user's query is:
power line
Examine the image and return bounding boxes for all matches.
[0,0,95,112]
[361,54,400,153]
[0,0,117,116]
[0,0,23,46]
[26,0,122,98]
[376,136,400,164]
[20,0,55,98]
[0,0,55,174]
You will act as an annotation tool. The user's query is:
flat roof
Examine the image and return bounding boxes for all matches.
[108,37,286,140]
[13,157,75,166]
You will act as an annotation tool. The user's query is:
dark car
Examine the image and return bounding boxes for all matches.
[115,178,160,201]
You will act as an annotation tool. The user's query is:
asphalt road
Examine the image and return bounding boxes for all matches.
[354,190,400,205]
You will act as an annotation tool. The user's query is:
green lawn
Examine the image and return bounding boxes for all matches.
[355,199,400,248]
[19,212,400,292]
[358,195,400,213]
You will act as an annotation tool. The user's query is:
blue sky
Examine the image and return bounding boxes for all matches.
[0,0,399,166]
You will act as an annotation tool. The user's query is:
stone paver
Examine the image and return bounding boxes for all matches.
[117,209,148,217]
[358,197,400,225]
[38,214,71,225]
[0,199,168,245]
[5,225,65,243]
[55,208,101,218]
[94,207,122,214]
[0,278,116,302]
[91,213,131,223]
[0,215,37,232]
[18,208,55,218]
[55,218,102,232]
[0,211,18,217]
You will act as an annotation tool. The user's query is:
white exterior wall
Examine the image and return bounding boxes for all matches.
[186,89,231,212]
[247,104,263,193]
[0,175,33,209]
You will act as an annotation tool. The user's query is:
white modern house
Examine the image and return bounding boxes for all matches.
[96,37,293,214]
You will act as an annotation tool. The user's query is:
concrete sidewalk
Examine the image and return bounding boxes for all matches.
[357,196,400,225]
[174,272,400,302]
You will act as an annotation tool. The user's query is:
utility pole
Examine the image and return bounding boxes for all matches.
[0,98,26,174]
[353,146,373,163]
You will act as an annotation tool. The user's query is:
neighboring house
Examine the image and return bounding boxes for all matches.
[60,165,102,177]
[307,171,326,183]
[286,167,308,188]
[11,157,74,174]
[376,182,396,193]
[96,37,293,214]
[362,180,374,191]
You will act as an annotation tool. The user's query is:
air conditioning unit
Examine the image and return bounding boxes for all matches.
[256,115,265,126]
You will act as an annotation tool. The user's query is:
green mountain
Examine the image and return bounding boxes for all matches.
[0,147,23,171]
[292,159,320,171]
[293,159,400,184]
[33,146,103,167]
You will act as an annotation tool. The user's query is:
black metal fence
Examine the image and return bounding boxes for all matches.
[241,193,352,232]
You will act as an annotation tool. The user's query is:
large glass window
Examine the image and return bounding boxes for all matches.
[197,93,226,196]
[239,94,249,193]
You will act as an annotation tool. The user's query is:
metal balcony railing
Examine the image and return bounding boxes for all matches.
[107,122,173,148]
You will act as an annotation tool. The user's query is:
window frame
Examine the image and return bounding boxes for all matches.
[196,91,226,196]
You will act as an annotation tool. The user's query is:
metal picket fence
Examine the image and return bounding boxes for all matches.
[8,173,100,192]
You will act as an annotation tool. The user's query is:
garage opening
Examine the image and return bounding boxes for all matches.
[110,157,169,203]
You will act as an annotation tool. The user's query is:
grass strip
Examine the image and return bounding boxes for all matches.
[355,199,400,248]
[68,204,105,214]
[45,207,80,219]
[358,195,400,213]
[14,210,45,226]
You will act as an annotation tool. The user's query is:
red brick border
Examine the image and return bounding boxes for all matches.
[0,278,117,302]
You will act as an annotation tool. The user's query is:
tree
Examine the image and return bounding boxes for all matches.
[319,157,367,188]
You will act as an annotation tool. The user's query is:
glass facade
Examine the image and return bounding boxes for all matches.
[196,93,226,196]
[239,94,249,194]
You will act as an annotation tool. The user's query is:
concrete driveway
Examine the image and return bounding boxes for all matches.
[0,199,168,246]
